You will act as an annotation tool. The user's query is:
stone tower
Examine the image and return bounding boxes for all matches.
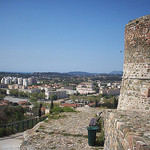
[118,15,150,111]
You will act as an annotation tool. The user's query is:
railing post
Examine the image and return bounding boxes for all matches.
[27,120,29,129]
[12,124,13,133]
[36,117,37,124]
[18,123,20,132]
[32,119,34,128]
[16,123,19,132]
[4,125,6,135]
[23,121,24,131]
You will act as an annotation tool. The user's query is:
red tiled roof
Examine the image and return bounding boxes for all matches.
[61,103,79,107]
[0,103,7,106]
[2,100,9,103]
[88,103,96,106]
[22,105,29,108]
[18,101,28,104]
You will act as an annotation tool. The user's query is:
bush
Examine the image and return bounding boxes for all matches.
[62,107,76,112]
[51,106,76,114]
[96,118,105,146]
[51,106,63,114]
[0,127,6,137]
[96,129,104,146]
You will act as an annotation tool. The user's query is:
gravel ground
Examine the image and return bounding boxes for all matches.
[21,107,103,150]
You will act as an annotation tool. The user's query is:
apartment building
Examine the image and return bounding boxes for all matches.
[76,82,95,94]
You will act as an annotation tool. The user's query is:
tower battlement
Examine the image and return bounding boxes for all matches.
[118,15,150,111]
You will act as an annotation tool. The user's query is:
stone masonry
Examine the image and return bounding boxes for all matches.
[118,15,150,111]
[103,15,150,150]
[102,109,150,150]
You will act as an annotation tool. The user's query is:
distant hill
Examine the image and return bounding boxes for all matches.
[67,71,98,76]
[109,71,123,75]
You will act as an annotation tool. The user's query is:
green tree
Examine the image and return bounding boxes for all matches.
[31,92,39,97]
[29,96,38,102]
[38,92,45,99]
[2,105,25,123]
[113,97,118,108]
[32,102,39,116]
[0,94,5,100]
[0,89,6,95]
[50,95,57,100]
[9,89,18,97]
[38,103,42,117]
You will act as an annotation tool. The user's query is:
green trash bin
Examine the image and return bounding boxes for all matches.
[87,126,100,146]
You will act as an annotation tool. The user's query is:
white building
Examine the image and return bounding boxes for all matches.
[5,78,10,84]
[57,87,77,95]
[1,78,5,84]
[18,78,23,85]
[76,82,95,94]
[99,88,120,96]
[23,79,28,86]
[45,91,67,99]
[39,86,52,92]
[13,77,18,84]
[28,77,33,85]
[19,88,40,94]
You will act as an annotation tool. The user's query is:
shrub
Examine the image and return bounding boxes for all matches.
[63,107,76,112]
[96,118,105,146]
[0,127,6,137]
[51,106,63,114]
[51,106,76,114]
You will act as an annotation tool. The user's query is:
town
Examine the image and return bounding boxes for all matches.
[0,72,121,126]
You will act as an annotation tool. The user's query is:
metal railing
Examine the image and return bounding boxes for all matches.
[0,116,47,137]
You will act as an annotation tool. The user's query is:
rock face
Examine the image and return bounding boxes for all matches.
[118,15,150,111]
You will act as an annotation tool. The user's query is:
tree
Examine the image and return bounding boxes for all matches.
[32,102,39,116]
[29,96,37,102]
[31,92,38,98]
[50,95,57,100]
[1,105,25,123]
[0,89,6,95]
[38,92,45,99]
[113,97,118,108]
[38,103,42,117]
[9,89,18,97]
[0,94,5,100]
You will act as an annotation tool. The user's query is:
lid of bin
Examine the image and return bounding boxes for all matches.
[86,126,100,130]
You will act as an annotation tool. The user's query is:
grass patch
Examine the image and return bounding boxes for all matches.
[38,125,44,129]
[48,114,67,120]
[96,118,105,146]
[44,119,48,123]
[51,106,76,114]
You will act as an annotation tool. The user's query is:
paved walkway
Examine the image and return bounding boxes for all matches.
[0,132,23,150]
[21,107,103,150]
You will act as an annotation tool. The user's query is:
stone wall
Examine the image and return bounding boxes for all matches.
[118,15,150,111]
[102,109,150,150]
[103,15,150,150]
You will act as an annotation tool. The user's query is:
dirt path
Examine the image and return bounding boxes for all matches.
[0,132,23,150]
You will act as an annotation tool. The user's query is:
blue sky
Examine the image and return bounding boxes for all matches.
[0,0,149,73]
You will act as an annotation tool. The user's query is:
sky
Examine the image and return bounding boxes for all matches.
[0,0,149,73]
